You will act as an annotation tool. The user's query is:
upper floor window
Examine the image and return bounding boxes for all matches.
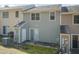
[15,11,19,18]
[74,15,79,24]
[50,12,55,20]
[31,13,40,20]
[3,12,9,18]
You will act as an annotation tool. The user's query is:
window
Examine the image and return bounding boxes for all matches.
[3,26,7,34]
[36,13,40,20]
[50,12,55,20]
[31,13,40,20]
[74,15,79,24]
[72,35,78,48]
[15,11,19,18]
[3,12,9,18]
[31,13,35,20]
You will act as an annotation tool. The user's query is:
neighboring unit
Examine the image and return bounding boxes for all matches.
[0,5,35,35]
[60,5,79,53]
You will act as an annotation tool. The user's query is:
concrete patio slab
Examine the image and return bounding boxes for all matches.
[0,45,26,54]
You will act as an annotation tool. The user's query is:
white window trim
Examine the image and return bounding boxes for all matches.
[2,11,9,18]
[30,13,40,22]
[72,14,79,25]
[49,11,56,21]
[71,34,79,48]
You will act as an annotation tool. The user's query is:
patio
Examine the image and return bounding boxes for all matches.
[0,45,26,54]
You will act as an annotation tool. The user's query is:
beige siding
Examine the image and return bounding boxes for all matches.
[0,9,23,34]
[61,14,79,34]
[61,14,72,25]
[0,11,3,34]
[8,10,23,31]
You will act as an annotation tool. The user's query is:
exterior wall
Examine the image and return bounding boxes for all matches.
[0,9,23,34]
[24,11,60,43]
[61,14,79,34]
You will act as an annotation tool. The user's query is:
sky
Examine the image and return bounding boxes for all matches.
[0,0,79,5]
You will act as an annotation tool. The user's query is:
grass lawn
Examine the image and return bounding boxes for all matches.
[0,35,59,54]
[21,44,58,54]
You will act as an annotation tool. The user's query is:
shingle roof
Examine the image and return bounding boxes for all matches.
[0,5,35,10]
[61,5,79,12]
[24,5,61,12]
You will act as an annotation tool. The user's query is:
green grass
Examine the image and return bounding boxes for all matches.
[0,35,58,54]
[21,44,58,54]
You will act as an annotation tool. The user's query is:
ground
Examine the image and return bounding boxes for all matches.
[0,45,26,54]
[0,44,58,54]
[20,44,58,54]
[0,36,58,54]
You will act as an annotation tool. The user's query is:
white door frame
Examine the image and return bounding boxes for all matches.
[18,28,21,43]
[21,28,26,42]
[14,28,21,43]
[60,34,70,49]
[14,29,16,42]
[29,28,39,41]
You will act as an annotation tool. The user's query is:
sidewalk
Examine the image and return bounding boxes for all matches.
[0,45,26,54]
